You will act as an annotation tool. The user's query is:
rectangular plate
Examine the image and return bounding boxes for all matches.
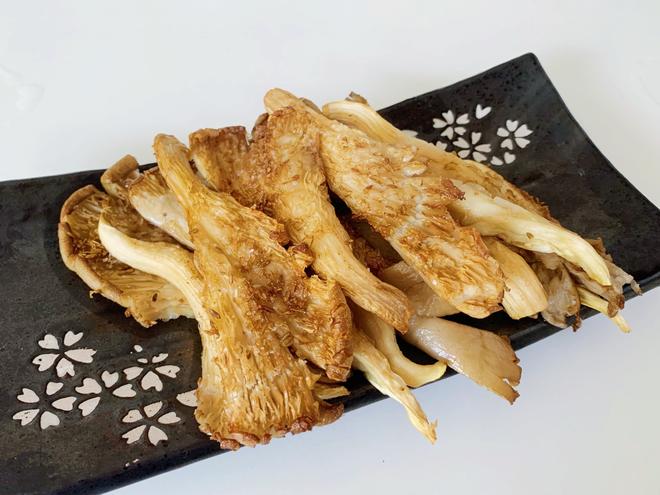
[2,53,659,495]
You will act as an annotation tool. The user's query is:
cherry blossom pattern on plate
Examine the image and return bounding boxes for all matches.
[491,119,533,166]
[121,401,181,446]
[452,131,492,162]
[12,382,78,430]
[123,350,180,392]
[432,110,470,150]
[32,331,96,378]
[420,103,533,167]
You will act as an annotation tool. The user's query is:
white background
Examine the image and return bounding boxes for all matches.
[2,1,659,494]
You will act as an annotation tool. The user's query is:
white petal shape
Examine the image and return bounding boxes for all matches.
[457,149,471,158]
[515,137,530,149]
[472,151,488,163]
[491,156,504,166]
[79,397,101,417]
[151,353,169,364]
[51,396,76,411]
[496,127,509,137]
[475,104,492,119]
[514,123,533,137]
[475,143,492,153]
[17,388,39,403]
[133,344,143,352]
[158,412,180,425]
[441,110,454,125]
[148,426,168,446]
[141,371,163,392]
[32,353,58,371]
[155,365,180,379]
[456,113,470,125]
[440,127,453,139]
[471,132,481,145]
[137,358,148,364]
[56,357,75,378]
[64,348,95,363]
[13,409,39,426]
[176,390,198,407]
[123,366,144,380]
[122,425,146,444]
[454,126,466,136]
[122,409,143,423]
[500,138,514,150]
[46,382,64,396]
[401,129,418,137]
[453,137,469,149]
[144,401,163,418]
[75,378,102,395]
[40,411,60,430]
[506,120,518,132]
[113,384,136,398]
[101,371,119,388]
[504,152,516,164]
[38,334,59,350]
[432,118,447,129]
[435,141,448,151]
[63,331,83,347]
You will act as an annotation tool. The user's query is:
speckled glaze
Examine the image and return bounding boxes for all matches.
[1,53,658,495]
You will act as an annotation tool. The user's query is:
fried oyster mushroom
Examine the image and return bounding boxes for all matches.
[102,154,193,249]
[189,108,412,332]
[58,184,193,327]
[264,89,504,319]
[153,133,352,380]
[98,218,341,449]
[352,328,437,443]
[323,96,642,326]
[404,317,522,404]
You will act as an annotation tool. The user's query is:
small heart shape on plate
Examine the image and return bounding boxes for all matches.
[17,388,39,403]
[38,334,59,350]
[475,104,491,119]
[504,152,516,164]
[46,382,64,396]
[75,378,101,395]
[101,371,119,388]
[63,331,83,347]
[78,397,101,417]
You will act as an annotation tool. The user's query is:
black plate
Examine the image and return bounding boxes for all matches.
[2,53,659,495]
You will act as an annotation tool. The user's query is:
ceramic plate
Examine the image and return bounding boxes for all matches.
[2,53,659,495]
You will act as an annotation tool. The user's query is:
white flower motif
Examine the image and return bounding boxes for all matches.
[432,110,469,140]
[121,401,180,446]
[452,131,493,162]
[13,383,77,429]
[401,129,418,138]
[32,331,96,378]
[124,352,180,392]
[497,120,533,150]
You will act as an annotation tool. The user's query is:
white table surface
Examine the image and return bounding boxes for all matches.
[2,1,659,494]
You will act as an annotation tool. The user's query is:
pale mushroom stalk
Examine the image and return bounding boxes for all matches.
[404,316,521,404]
[352,305,446,388]
[352,328,437,443]
[448,181,611,286]
[576,287,631,333]
[482,237,548,319]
